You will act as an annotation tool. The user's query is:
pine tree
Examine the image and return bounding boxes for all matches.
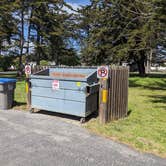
[0,0,17,55]
[0,0,79,67]
[78,0,161,76]
[153,0,166,46]
[11,0,32,73]
[29,0,78,65]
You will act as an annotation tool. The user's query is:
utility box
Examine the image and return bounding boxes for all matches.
[30,68,99,122]
[0,78,16,110]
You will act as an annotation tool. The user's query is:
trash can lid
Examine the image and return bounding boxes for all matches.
[0,78,16,84]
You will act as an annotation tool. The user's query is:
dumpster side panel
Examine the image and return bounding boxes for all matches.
[31,78,87,117]
[31,86,86,102]
[31,79,87,91]
[32,96,86,117]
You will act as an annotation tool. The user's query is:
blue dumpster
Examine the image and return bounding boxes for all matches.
[30,68,99,122]
[0,78,16,110]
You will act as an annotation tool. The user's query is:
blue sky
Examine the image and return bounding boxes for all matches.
[65,0,90,6]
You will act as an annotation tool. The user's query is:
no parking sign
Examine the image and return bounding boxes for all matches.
[25,65,31,75]
[97,66,109,79]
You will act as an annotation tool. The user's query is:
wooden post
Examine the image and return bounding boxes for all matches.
[99,78,109,124]
[26,74,31,109]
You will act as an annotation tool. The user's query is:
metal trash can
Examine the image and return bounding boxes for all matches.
[30,68,99,122]
[0,78,16,110]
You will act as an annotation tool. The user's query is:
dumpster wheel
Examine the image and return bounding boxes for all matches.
[80,118,86,124]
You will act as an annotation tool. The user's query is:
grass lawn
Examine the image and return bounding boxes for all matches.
[86,73,166,158]
[14,80,27,110]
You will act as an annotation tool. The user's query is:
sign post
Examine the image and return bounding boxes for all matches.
[25,65,31,108]
[97,66,109,124]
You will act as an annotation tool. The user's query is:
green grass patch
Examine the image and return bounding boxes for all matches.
[86,73,166,157]
[14,80,27,110]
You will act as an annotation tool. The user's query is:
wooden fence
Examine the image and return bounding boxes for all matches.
[108,66,129,121]
[99,66,129,123]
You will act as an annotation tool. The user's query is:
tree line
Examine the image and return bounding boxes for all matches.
[0,0,165,76]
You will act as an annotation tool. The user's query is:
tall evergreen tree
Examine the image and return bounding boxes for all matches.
[0,0,17,55]
[153,0,166,46]
[11,0,32,73]
[1,0,79,69]
[78,0,161,76]
[29,0,78,65]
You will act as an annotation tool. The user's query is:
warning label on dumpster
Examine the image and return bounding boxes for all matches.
[97,66,109,79]
[52,80,59,90]
[76,82,81,87]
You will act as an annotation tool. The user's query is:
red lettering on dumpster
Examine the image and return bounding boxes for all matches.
[50,72,87,78]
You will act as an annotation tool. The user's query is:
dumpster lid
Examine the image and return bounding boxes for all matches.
[0,78,16,84]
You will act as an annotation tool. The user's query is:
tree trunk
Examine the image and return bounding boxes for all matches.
[18,6,24,76]
[146,49,153,74]
[26,8,33,57]
[137,54,146,77]
[36,29,41,65]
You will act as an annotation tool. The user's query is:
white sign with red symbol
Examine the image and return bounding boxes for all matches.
[25,65,31,75]
[97,66,109,79]
[52,80,59,90]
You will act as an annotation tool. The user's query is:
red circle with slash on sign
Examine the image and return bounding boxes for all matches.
[97,66,109,78]
[25,65,31,75]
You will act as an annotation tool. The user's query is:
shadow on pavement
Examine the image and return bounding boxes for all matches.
[34,109,98,123]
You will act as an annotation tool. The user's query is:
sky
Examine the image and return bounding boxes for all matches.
[65,0,90,5]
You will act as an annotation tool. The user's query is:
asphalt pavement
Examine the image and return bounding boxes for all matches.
[0,110,165,166]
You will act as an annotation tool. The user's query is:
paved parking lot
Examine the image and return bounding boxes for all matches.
[0,110,165,166]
